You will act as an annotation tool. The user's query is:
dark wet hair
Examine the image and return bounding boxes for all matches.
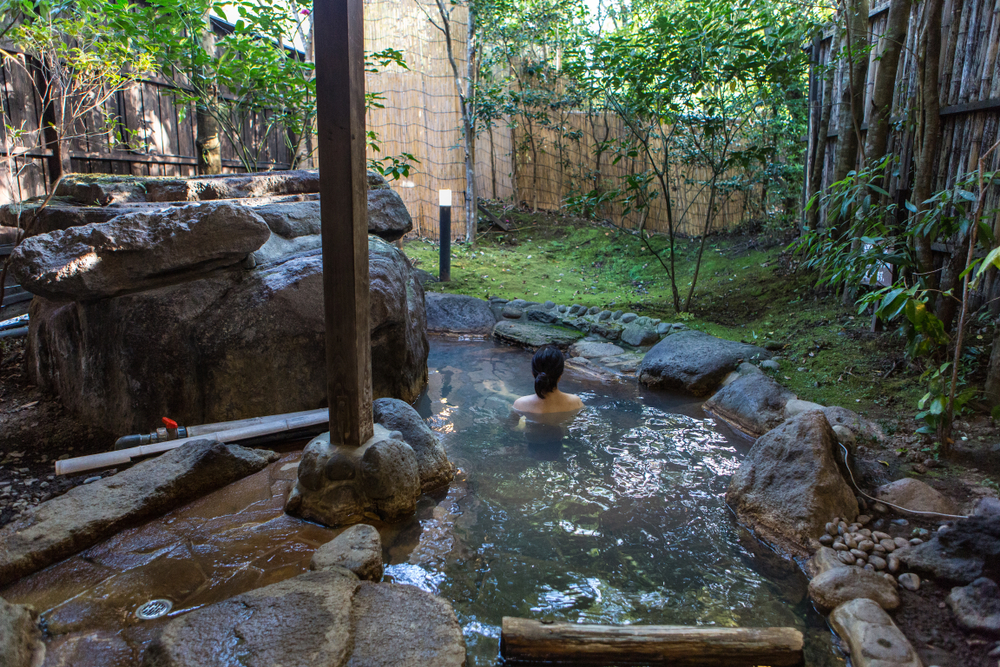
[532,345,565,398]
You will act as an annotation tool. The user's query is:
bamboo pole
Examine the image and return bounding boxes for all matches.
[499,618,805,667]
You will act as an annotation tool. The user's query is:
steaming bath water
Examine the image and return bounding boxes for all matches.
[1,337,838,665]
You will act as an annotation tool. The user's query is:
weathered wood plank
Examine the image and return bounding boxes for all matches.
[499,618,805,667]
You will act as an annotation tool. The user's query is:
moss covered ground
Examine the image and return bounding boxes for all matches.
[403,206,929,432]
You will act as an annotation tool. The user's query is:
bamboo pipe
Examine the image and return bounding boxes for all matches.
[56,409,330,476]
[500,618,805,666]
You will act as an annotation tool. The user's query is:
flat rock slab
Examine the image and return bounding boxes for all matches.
[311,524,384,581]
[426,293,498,335]
[346,582,466,667]
[0,596,44,667]
[570,341,625,359]
[0,441,277,586]
[829,598,921,667]
[946,577,1000,635]
[726,410,858,557]
[10,202,271,301]
[898,514,1000,584]
[638,330,770,397]
[876,478,959,516]
[808,566,900,612]
[142,568,359,667]
[705,369,795,437]
[55,170,321,205]
[493,320,584,349]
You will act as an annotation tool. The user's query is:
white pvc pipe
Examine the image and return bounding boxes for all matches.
[56,409,330,476]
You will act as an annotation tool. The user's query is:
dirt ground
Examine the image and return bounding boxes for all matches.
[0,337,114,528]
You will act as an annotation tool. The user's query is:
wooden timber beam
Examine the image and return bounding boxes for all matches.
[500,617,805,666]
[314,0,373,448]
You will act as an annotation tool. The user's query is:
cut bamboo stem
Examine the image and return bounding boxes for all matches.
[56,409,330,476]
[500,617,804,667]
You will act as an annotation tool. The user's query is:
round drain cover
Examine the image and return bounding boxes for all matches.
[135,599,173,620]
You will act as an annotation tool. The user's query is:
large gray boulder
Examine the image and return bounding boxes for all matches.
[829,599,922,667]
[142,568,359,667]
[9,202,271,300]
[726,410,858,557]
[704,365,795,437]
[0,597,44,667]
[898,514,1000,584]
[638,330,770,396]
[373,398,454,492]
[347,582,467,667]
[0,440,276,586]
[425,293,498,335]
[26,237,428,434]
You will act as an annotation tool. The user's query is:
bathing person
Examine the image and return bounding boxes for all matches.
[513,346,583,414]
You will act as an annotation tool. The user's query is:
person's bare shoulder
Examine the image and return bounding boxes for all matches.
[513,394,539,412]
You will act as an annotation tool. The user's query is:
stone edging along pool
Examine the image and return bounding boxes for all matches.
[428,292,929,667]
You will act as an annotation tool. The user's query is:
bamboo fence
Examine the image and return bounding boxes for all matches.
[808,0,1000,309]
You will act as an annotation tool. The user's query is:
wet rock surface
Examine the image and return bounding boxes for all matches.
[425,293,498,335]
[0,596,44,667]
[26,237,428,435]
[10,202,271,301]
[365,175,413,242]
[638,329,770,396]
[346,582,467,667]
[372,398,454,493]
[310,524,383,581]
[142,568,359,667]
[0,441,277,586]
[829,598,921,667]
[726,410,858,557]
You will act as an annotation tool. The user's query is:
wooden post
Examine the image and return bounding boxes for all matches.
[314,0,374,447]
[500,618,804,667]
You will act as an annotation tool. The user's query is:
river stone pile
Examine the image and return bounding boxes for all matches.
[9,172,428,435]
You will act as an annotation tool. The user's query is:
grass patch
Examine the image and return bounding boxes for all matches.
[403,207,926,424]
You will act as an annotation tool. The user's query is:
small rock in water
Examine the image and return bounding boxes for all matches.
[898,573,920,591]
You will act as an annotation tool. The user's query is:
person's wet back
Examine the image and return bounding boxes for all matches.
[513,345,583,415]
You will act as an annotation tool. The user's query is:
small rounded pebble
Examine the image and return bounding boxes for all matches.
[873,502,889,513]
[837,551,857,565]
[857,514,871,525]
[883,573,897,586]
[887,554,901,573]
[858,539,875,552]
[891,518,909,526]
[898,572,920,591]
[832,517,842,526]
[879,539,896,553]
[850,548,867,559]
[825,522,838,537]
[869,555,887,570]
[909,538,924,546]
[833,542,848,552]
[819,534,834,546]
[873,544,887,554]
[859,528,872,538]
[848,523,862,533]
[872,531,891,541]
[893,537,909,549]
[845,536,858,549]
[863,564,875,572]
[911,528,930,539]
[83,476,101,484]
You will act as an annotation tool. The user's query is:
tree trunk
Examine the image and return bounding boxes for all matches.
[463,0,477,244]
[196,16,222,175]
[912,0,944,288]
[830,0,870,237]
[864,0,910,167]
[807,30,839,230]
